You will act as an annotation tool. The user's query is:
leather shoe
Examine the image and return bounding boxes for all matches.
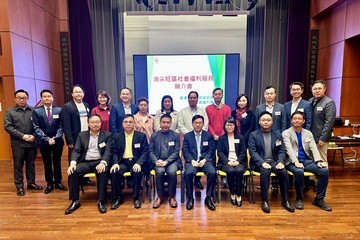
[65,200,81,215]
[194,180,204,190]
[186,198,194,210]
[98,201,107,213]
[110,197,124,210]
[169,197,178,208]
[261,201,270,213]
[44,184,54,194]
[27,183,43,190]
[295,198,304,210]
[236,199,242,207]
[152,197,162,209]
[83,179,95,186]
[204,196,216,211]
[230,199,236,205]
[55,183,68,191]
[282,200,295,212]
[16,187,25,196]
[134,199,142,209]
[221,177,229,188]
[312,198,332,211]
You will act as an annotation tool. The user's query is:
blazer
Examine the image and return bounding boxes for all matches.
[248,129,285,169]
[109,103,139,135]
[217,133,246,169]
[182,130,215,164]
[154,110,180,133]
[282,127,322,165]
[111,130,148,166]
[309,95,336,143]
[33,105,64,146]
[254,103,286,133]
[71,130,112,165]
[178,106,209,134]
[284,99,312,130]
[149,130,182,169]
[231,109,255,144]
[60,100,90,146]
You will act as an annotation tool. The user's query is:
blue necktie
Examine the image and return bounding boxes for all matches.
[196,133,201,161]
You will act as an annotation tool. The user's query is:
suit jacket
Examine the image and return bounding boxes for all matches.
[182,130,215,164]
[60,100,90,146]
[112,130,148,166]
[149,130,182,169]
[33,105,64,146]
[71,130,112,165]
[282,127,322,165]
[284,99,312,130]
[231,109,255,144]
[178,106,209,134]
[248,129,285,169]
[217,133,246,169]
[109,103,139,135]
[254,103,286,133]
[309,95,336,143]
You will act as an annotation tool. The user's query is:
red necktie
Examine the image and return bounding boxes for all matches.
[47,107,51,124]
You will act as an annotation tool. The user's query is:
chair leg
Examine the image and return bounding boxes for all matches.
[181,171,185,203]
[216,173,221,203]
[80,185,85,194]
[249,172,255,204]
[340,149,345,169]
[331,150,336,166]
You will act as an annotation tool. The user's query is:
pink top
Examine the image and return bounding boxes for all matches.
[91,105,111,132]
[133,112,154,143]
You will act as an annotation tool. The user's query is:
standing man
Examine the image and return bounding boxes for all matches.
[205,88,231,188]
[309,80,336,162]
[149,114,182,208]
[282,111,331,211]
[109,87,139,136]
[4,89,43,196]
[284,82,312,130]
[33,89,67,194]
[65,114,112,214]
[183,115,216,211]
[255,86,286,133]
[110,114,149,209]
[248,111,294,213]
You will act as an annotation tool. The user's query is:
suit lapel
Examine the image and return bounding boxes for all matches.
[257,130,265,152]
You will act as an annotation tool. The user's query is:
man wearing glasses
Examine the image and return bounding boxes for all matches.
[4,89,43,196]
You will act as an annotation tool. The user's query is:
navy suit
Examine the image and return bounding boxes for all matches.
[284,99,312,130]
[254,103,286,133]
[182,130,216,199]
[248,129,290,202]
[33,105,64,185]
[109,103,139,135]
[111,130,149,201]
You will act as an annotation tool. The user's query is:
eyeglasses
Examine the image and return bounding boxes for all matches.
[89,121,101,124]
[72,91,83,94]
[15,97,29,100]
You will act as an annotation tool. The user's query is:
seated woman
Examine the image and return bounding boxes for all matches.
[154,95,179,133]
[217,117,247,207]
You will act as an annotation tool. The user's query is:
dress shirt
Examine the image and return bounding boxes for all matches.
[123,131,134,159]
[85,133,101,160]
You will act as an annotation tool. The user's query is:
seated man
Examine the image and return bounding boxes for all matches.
[248,111,294,213]
[183,115,216,211]
[110,114,149,209]
[65,114,112,214]
[282,111,331,211]
[149,114,182,208]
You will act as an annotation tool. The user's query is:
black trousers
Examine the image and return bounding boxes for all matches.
[221,164,245,196]
[12,146,37,187]
[155,162,179,197]
[184,162,216,199]
[39,143,63,185]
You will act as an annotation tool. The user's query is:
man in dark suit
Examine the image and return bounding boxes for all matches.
[149,114,182,208]
[33,89,67,194]
[109,87,139,136]
[65,114,112,214]
[182,115,216,211]
[110,114,149,209]
[248,111,294,213]
[255,86,286,133]
[284,82,312,130]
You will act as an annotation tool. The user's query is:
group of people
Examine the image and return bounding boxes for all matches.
[3,79,335,215]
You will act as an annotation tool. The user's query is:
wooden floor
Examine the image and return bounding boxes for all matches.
[0,157,360,240]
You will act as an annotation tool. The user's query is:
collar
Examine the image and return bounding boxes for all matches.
[90,131,100,137]
[44,105,52,111]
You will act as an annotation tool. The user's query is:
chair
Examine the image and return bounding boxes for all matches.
[80,173,96,194]
[328,137,345,169]
[149,169,182,202]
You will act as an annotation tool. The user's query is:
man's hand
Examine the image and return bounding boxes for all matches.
[295,162,304,169]
[232,161,239,166]
[68,144,75,149]
[22,134,33,142]
[156,160,167,167]
[67,164,76,175]
[213,135,219,141]
[318,140,325,146]
[198,159,207,167]
[96,162,106,173]
[275,162,284,170]
[48,138,55,145]
[191,160,199,167]
[132,163,141,172]
[110,164,120,173]
[262,162,271,169]
[28,135,35,142]
[317,161,327,168]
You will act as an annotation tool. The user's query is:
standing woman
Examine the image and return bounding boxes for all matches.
[91,90,111,132]
[154,95,179,133]
[134,97,154,143]
[217,117,246,207]
[231,94,255,145]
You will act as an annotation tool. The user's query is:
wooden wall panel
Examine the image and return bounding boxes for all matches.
[311,0,342,17]
[32,0,59,18]
[0,33,14,75]
[340,77,360,121]
[317,41,344,80]
[10,33,34,79]
[7,0,31,39]
[343,37,360,78]
[0,0,10,31]
[14,76,37,106]
[325,77,341,117]
[35,80,64,106]
[345,0,360,39]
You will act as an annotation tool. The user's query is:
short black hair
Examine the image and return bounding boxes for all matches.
[212,88,223,94]
[188,91,199,99]
[137,97,149,105]
[123,114,134,122]
[265,85,276,93]
[160,113,172,122]
[88,114,102,122]
[291,111,304,119]
[14,89,29,97]
[40,89,53,98]
[120,87,132,94]
[192,114,204,123]
[289,82,304,91]
[223,116,237,133]
[71,84,84,93]
[259,111,273,119]
[96,90,111,106]
[312,79,326,87]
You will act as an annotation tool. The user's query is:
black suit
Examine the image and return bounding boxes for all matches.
[68,130,112,202]
[182,130,216,199]
[33,105,64,185]
[111,130,149,201]
[231,109,255,145]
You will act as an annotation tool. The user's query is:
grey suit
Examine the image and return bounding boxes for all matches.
[254,103,286,132]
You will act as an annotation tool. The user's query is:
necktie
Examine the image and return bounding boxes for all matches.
[196,133,201,161]
[47,107,51,124]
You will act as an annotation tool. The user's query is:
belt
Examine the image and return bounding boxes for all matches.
[122,158,134,161]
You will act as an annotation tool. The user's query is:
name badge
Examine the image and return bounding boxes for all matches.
[53,114,59,119]
[241,112,248,118]
[275,140,282,146]
[275,111,281,116]
[134,143,141,148]
[99,142,106,148]
[305,137,311,143]
[31,117,33,121]
[317,107,323,111]
[168,141,175,146]
[298,108,304,112]
[233,139,240,143]
[86,108,90,112]
[203,141,208,146]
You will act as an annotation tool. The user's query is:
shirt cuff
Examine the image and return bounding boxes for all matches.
[70,160,77,166]
[101,160,108,166]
